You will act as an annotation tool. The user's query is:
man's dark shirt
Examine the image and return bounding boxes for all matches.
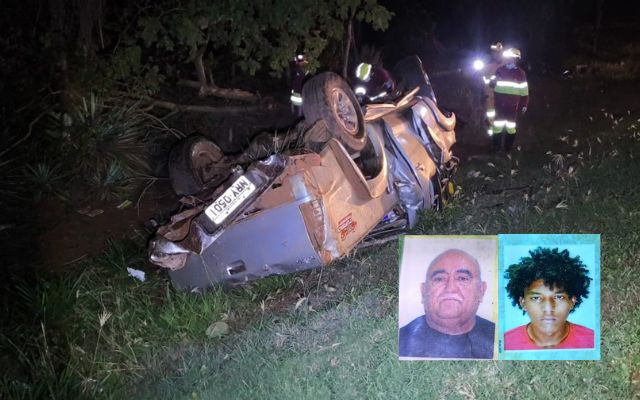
[399,315,495,359]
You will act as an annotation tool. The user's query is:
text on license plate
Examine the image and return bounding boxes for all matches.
[204,175,256,224]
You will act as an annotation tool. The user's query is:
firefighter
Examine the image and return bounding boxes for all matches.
[353,62,396,104]
[483,42,505,136]
[491,47,528,152]
[289,54,309,116]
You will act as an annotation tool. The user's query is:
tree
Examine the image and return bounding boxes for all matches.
[133,0,392,99]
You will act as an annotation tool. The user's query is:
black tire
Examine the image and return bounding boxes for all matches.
[392,55,436,101]
[302,72,366,153]
[168,136,228,196]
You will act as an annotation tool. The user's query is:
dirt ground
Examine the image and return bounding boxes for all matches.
[35,184,177,268]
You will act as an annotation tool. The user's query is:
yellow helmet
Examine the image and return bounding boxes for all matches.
[502,48,521,59]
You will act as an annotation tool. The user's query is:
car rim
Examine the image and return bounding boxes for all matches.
[191,142,222,182]
[330,88,359,136]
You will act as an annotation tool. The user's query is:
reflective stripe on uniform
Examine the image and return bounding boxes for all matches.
[356,63,372,81]
[355,86,367,95]
[487,128,493,136]
[492,119,517,134]
[494,80,529,96]
[290,90,303,106]
[486,109,496,119]
[370,91,387,101]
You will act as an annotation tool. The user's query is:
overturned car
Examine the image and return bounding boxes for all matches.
[149,58,458,289]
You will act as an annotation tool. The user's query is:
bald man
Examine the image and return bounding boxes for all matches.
[399,249,495,359]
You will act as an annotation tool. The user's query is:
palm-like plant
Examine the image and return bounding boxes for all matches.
[46,94,152,199]
[23,162,68,201]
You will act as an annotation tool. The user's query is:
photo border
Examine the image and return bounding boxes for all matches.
[398,235,499,360]
[498,234,601,360]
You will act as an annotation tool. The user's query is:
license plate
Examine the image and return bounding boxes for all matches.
[205,175,256,224]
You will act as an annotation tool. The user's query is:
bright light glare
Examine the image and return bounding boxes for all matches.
[503,49,517,59]
[473,59,485,71]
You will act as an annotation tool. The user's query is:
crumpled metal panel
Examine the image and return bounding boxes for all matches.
[169,198,322,289]
[381,111,438,227]
[148,154,287,271]
[412,98,456,164]
[316,137,396,256]
[386,150,424,228]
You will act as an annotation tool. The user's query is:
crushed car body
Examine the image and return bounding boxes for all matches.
[149,58,458,289]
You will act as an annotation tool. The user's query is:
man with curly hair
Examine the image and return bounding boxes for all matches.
[504,247,594,350]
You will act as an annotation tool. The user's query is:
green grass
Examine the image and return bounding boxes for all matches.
[0,238,302,399]
[2,81,640,399]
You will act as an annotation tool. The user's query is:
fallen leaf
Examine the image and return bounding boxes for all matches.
[555,200,569,209]
[294,297,307,310]
[205,321,229,338]
[324,284,337,292]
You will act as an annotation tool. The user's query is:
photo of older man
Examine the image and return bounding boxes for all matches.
[398,237,498,359]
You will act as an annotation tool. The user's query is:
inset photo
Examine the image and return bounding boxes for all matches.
[498,234,600,360]
[398,236,498,360]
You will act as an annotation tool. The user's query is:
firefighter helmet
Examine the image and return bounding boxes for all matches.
[502,48,521,59]
[490,42,503,52]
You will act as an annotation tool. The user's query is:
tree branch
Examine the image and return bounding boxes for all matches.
[342,11,356,78]
[141,97,284,114]
[194,42,209,88]
[178,80,259,103]
[189,34,258,103]
[0,111,48,159]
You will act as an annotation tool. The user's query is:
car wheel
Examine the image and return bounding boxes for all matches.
[168,136,228,196]
[392,55,436,101]
[302,72,366,153]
